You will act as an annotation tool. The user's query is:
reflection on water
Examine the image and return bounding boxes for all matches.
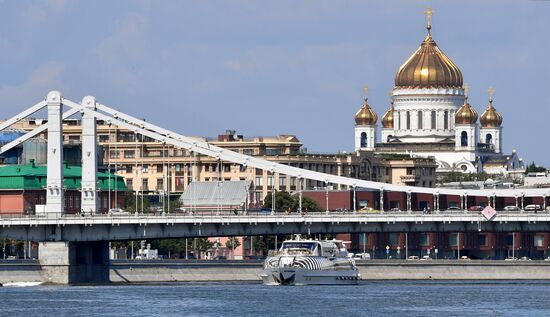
[1,280,550,317]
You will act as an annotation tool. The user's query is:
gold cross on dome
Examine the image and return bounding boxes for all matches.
[363,85,369,98]
[423,7,434,29]
[488,87,495,100]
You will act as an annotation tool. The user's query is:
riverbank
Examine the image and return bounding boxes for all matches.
[2,259,550,284]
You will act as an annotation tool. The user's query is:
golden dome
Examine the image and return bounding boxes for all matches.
[394,25,463,89]
[355,98,378,126]
[455,97,478,125]
[381,104,394,128]
[480,99,503,128]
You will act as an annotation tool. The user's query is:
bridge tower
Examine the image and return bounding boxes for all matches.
[81,96,99,212]
[45,91,65,215]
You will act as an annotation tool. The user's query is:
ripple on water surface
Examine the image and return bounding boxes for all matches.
[1,280,550,317]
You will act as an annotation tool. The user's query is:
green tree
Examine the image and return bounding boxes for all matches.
[262,191,321,212]
[194,238,214,254]
[225,237,241,250]
[525,161,546,174]
[124,193,152,212]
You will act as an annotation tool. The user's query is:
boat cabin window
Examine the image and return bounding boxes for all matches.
[280,242,320,255]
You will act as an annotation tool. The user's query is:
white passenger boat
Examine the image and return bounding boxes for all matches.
[260,236,360,285]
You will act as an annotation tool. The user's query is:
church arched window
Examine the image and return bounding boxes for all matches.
[406,111,411,130]
[444,111,449,130]
[486,133,493,145]
[360,132,367,148]
[431,111,436,129]
[397,112,401,129]
[418,111,423,129]
[461,131,468,147]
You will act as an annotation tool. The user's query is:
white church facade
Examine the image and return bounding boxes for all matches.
[353,9,524,177]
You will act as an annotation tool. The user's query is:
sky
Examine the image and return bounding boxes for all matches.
[1,1,549,166]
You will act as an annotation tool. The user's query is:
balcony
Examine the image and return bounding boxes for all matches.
[400,174,420,183]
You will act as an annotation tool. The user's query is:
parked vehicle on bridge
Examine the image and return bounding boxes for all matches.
[420,255,432,260]
[468,206,484,212]
[407,256,420,260]
[504,257,518,261]
[445,206,461,212]
[503,205,520,211]
[524,204,542,212]
[389,208,401,212]
[108,208,130,216]
[519,256,532,261]
[459,256,471,260]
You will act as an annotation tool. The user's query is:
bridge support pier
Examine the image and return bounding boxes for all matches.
[39,241,109,284]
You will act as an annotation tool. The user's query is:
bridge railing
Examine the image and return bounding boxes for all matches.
[0,208,548,219]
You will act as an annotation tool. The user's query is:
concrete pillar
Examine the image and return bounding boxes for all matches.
[46,91,64,215]
[352,186,356,212]
[39,241,109,284]
[81,96,98,213]
[379,189,384,212]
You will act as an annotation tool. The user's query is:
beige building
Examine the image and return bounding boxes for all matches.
[4,121,437,205]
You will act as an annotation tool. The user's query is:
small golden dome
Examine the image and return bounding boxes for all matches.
[355,98,378,126]
[394,25,463,88]
[455,97,478,125]
[480,99,503,128]
[381,104,394,128]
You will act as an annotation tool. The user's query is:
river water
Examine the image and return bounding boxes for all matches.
[1,281,549,316]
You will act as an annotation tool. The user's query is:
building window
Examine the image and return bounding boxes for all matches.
[478,234,487,246]
[156,178,163,190]
[142,165,149,173]
[109,150,120,159]
[126,179,133,190]
[444,111,449,130]
[266,148,282,156]
[397,112,401,129]
[279,176,287,187]
[359,234,368,245]
[535,235,544,247]
[267,176,274,188]
[243,149,254,156]
[389,233,399,245]
[417,111,423,129]
[175,164,183,172]
[157,165,163,173]
[224,164,231,172]
[449,234,458,246]
[255,176,263,187]
[125,165,133,173]
[239,165,247,172]
[124,150,135,158]
[98,134,110,142]
[406,111,411,130]
[431,111,436,129]
[419,233,430,246]
[142,179,149,191]
[360,132,367,148]
[486,133,493,144]
[461,131,468,147]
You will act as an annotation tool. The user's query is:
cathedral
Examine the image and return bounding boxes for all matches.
[354,9,524,177]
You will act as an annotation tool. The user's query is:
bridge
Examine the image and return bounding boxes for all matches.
[1,211,549,242]
[0,90,548,283]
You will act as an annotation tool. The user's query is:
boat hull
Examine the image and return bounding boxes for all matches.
[261,267,360,286]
